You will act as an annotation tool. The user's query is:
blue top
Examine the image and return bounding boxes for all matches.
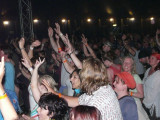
[4,62,15,91]
[119,95,138,120]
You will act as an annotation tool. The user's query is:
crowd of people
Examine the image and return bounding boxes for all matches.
[0,22,160,120]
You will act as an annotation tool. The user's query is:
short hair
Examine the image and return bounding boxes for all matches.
[80,57,108,95]
[0,45,12,59]
[70,105,101,120]
[38,75,58,92]
[38,93,68,120]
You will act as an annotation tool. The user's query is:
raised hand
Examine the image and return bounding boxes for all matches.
[54,23,61,35]
[0,57,5,83]
[48,27,54,38]
[21,58,31,69]
[31,40,41,47]
[42,79,55,93]
[81,34,88,45]
[34,57,45,69]
[19,37,25,49]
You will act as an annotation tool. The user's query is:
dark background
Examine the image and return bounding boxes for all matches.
[0,0,160,41]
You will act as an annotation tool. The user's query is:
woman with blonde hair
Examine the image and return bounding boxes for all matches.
[43,57,123,120]
[122,56,149,120]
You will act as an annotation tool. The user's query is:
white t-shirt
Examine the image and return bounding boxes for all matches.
[28,85,39,120]
[79,85,123,120]
[143,68,160,117]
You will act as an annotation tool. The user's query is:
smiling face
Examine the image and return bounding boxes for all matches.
[122,57,133,73]
[113,76,125,93]
[149,55,159,67]
[70,71,81,89]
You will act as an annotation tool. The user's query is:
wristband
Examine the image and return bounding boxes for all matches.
[0,93,7,99]
[30,46,34,50]
[59,33,63,37]
[63,59,67,63]
[28,67,33,72]
[69,51,74,56]
[130,91,133,96]
[20,48,24,50]
[58,93,62,98]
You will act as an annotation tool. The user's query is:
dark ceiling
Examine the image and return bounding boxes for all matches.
[1,0,160,20]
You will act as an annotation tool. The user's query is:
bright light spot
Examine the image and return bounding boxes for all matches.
[129,11,133,15]
[87,18,91,22]
[33,19,39,23]
[3,21,9,25]
[150,17,154,21]
[61,19,66,23]
[129,17,135,21]
[109,18,114,22]
[113,24,117,27]
[106,7,112,14]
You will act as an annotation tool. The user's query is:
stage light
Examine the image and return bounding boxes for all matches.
[3,21,9,25]
[129,17,135,21]
[33,19,39,23]
[61,19,66,23]
[113,24,117,27]
[109,18,114,22]
[150,17,154,21]
[87,18,91,23]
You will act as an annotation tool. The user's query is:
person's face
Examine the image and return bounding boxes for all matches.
[149,56,159,67]
[70,72,81,89]
[38,82,48,94]
[103,60,112,67]
[114,49,120,56]
[122,58,133,73]
[139,57,148,64]
[103,45,110,52]
[37,107,50,120]
[113,76,125,93]
[0,50,8,61]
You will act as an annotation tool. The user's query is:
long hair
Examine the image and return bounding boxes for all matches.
[122,56,136,74]
[70,105,101,120]
[80,57,108,95]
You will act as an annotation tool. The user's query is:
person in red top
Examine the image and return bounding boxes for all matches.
[102,56,121,86]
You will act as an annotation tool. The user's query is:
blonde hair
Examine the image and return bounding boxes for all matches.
[80,57,108,95]
[39,75,58,92]
[122,56,136,74]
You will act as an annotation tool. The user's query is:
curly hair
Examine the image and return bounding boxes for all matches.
[80,57,108,95]
[70,105,101,120]
[38,93,68,120]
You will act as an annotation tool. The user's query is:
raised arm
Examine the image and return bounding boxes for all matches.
[19,37,32,66]
[156,29,160,47]
[65,35,82,69]
[0,57,18,120]
[54,23,68,46]
[31,57,45,103]
[28,40,41,59]
[42,80,79,107]
[60,51,75,74]
[48,27,58,53]
[122,34,136,56]
[81,34,97,58]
